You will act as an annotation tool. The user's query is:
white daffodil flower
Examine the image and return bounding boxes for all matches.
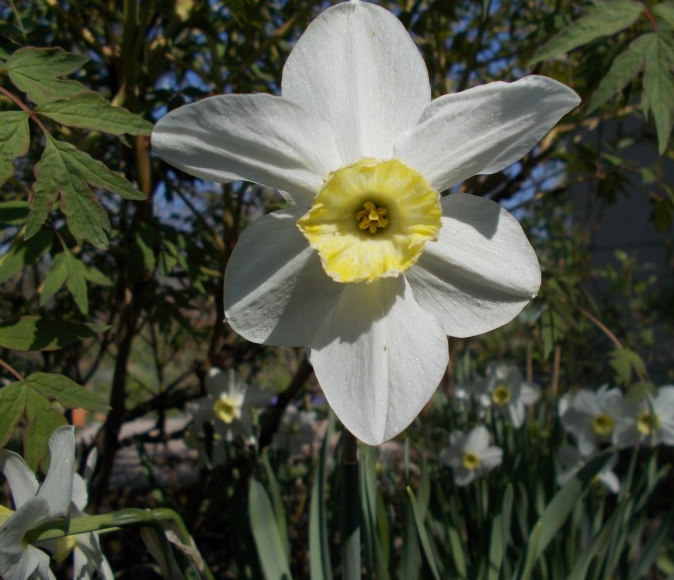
[615,385,674,447]
[187,368,271,466]
[69,450,114,580]
[0,428,113,580]
[153,1,580,445]
[556,445,620,494]
[272,405,318,456]
[559,385,628,455]
[440,425,503,486]
[0,427,75,580]
[477,363,540,428]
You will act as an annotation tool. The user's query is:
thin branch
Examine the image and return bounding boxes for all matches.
[0,357,25,383]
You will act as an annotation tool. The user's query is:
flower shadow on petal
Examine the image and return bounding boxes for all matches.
[418,250,535,302]
[311,277,402,347]
[441,193,502,239]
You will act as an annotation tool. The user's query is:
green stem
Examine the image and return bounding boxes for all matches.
[341,429,361,580]
[25,507,215,580]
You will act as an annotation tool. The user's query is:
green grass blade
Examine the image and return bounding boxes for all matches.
[249,478,293,580]
[309,412,335,580]
[407,486,442,580]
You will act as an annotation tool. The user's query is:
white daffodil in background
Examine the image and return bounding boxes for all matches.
[615,385,674,447]
[477,363,540,428]
[559,385,628,455]
[0,426,74,580]
[439,425,503,486]
[272,404,318,457]
[187,368,272,466]
[556,444,620,494]
[153,0,580,445]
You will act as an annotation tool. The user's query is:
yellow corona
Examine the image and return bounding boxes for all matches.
[298,158,442,283]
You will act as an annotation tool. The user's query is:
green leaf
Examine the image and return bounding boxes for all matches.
[530,0,644,64]
[36,92,153,136]
[587,33,652,112]
[83,265,113,286]
[63,252,89,315]
[653,2,674,29]
[407,486,443,580]
[567,505,623,580]
[0,382,27,447]
[26,136,145,248]
[28,137,109,248]
[0,111,30,186]
[516,451,614,578]
[0,228,53,285]
[541,307,566,360]
[641,34,674,154]
[41,249,112,312]
[23,388,67,471]
[0,316,108,351]
[261,453,290,561]
[610,347,648,384]
[7,47,88,105]
[309,412,334,580]
[0,201,30,226]
[26,372,109,412]
[39,252,69,305]
[249,478,293,580]
[488,484,514,580]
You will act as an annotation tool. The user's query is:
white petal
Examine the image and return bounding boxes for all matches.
[38,426,75,517]
[205,368,228,398]
[453,467,475,486]
[0,498,53,580]
[395,76,580,191]
[71,474,88,513]
[519,382,540,405]
[655,386,674,419]
[407,194,540,338]
[0,450,39,508]
[224,208,343,346]
[310,277,448,445]
[599,471,620,494]
[439,447,462,468]
[507,401,526,428]
[152,94,342,206]
[282,1,430,163]
[465,425,490,453]
[479,447,503,470]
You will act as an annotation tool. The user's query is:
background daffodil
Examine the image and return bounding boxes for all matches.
[152,0,580,445]
[0,427,75,580]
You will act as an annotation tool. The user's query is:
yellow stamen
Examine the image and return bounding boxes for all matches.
[637,411,661,436]
[297,158,441,283]
[356,201,389,234]
[591,413,615,436]
[212,396,241,424]
[462,452,480,470]
[492,385,512,407]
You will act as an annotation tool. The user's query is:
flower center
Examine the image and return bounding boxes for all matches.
[591,413,615,436]
[462,452,480,471]
[637,411,661,436]
[297,158,442,283]
[356,201,389,234]
[492,385,512,407]
[212,396,241,424]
